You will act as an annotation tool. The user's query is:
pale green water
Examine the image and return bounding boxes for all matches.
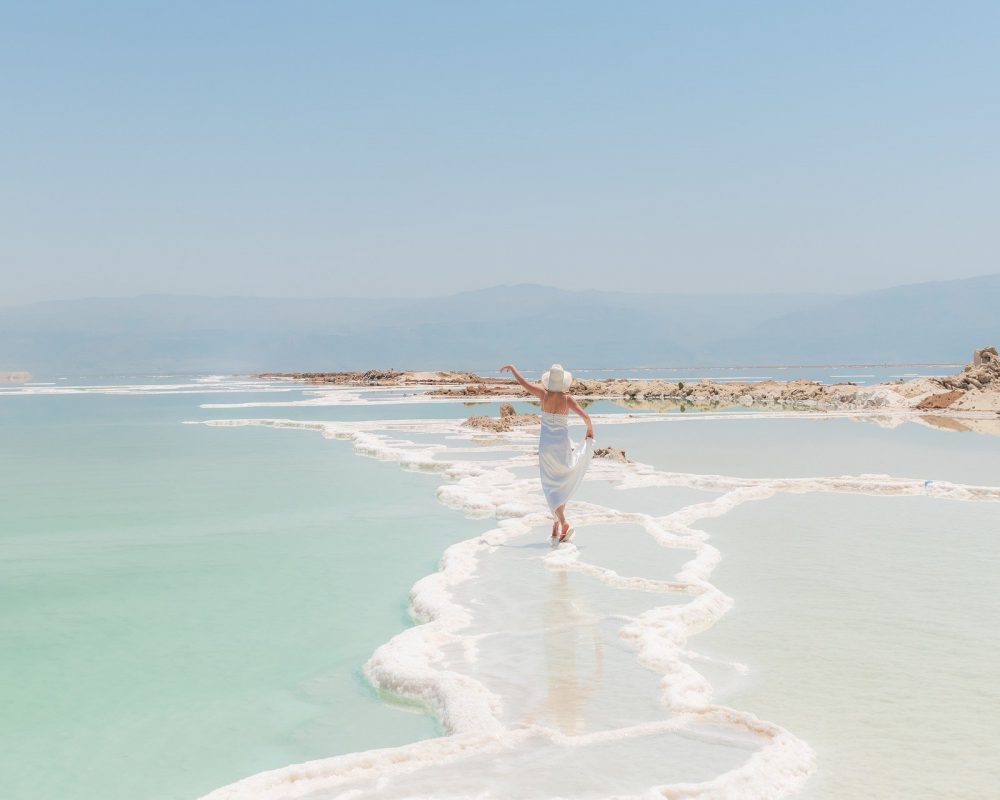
[696,493,1000,798]
[0,391,482,800]
[602,414,1000,486]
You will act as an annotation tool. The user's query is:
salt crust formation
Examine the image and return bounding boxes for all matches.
[195,408,1000,800]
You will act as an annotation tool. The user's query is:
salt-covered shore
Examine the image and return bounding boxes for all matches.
[261,347,1000,416]
[197,393,1000,799]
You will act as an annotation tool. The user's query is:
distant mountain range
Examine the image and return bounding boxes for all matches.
[2,274,997,376]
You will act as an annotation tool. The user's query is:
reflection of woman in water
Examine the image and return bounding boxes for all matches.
[500,363,594,543]
[525,570,604,735]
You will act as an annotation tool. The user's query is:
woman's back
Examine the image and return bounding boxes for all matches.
[540,390,570,414]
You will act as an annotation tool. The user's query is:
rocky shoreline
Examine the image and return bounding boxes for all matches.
[430,348,1000,416]
[259,369,507,386]
[262,347,1000,417]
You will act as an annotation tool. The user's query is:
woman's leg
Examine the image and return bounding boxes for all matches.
[555,503,569,538]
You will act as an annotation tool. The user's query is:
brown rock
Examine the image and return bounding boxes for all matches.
[973,346,998,366]
[593,446,631,463]
[435,383,527,397]
[462,405,540,432]
[915,390,966,410]
[259,370,512,387]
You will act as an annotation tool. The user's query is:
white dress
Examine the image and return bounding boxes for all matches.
[538,411,594,514]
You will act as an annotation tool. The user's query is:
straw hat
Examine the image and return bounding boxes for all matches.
[540,363,572,392]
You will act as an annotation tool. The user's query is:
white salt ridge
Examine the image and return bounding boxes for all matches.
[199,386,520,409]
[196,413,1000,800]
[0,378,298,397]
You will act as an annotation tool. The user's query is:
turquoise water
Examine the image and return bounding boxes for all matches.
[0,392,482,800]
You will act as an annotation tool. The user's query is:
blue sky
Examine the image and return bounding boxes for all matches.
[2,1,997,304]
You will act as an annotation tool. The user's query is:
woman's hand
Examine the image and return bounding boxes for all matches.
[586,427,594,439]
[500,364,515,375]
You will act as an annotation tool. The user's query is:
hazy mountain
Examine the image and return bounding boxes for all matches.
[0,275,996,376]
[714,273,1000,364]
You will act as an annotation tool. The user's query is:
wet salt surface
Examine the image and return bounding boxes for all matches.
[198,408,999,799]
[295,724,759,800]
[601,414,1000,486]
[697,492,1000,799]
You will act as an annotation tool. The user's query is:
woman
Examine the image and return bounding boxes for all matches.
[500,363,594,543]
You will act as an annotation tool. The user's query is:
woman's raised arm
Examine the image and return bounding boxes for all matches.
[500,364,545,398]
